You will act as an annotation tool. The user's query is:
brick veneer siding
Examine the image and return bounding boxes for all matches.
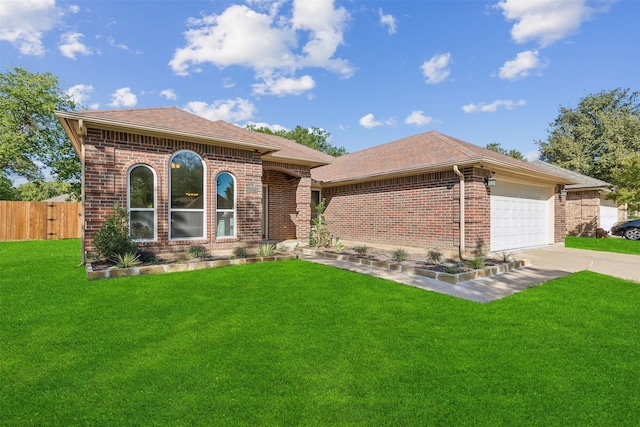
[82,128,263,259]
[554,188,567,243]
[565,190,599,237]
[320,167,491,256]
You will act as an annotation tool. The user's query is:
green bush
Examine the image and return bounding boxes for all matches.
[352,245,368,256]
[392,248,408,262]
[426,249,443,264]
[309,199,331,247]
[187,245,209,259]
[232,247,249,258]
[332,240,345,252]
[466,256,486,269]
[113,252,142,268]
[92,203,138,261]
[258,243,276,257]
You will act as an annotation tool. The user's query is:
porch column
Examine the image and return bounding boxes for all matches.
[294,175,311,243]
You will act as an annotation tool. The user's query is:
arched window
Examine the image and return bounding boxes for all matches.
[169,151,205,240]
[216,172,236,238]
[127,165,156,241]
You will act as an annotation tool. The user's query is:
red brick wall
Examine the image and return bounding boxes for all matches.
[554,187,567,242]
[321,167,491,255]
[83,128,263,258]
[565,190,599,237]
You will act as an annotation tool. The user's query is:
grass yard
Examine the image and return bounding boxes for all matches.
[565,235,640,255]
[1,240,639,426]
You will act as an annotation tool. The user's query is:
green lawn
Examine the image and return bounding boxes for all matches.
[565,235,640,255]
[1,240,639,426]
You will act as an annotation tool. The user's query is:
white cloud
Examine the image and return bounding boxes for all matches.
[379,8,397,34]
[359,113,383,129]
[462,99,526,113]
[170,0,352,96]
[252,74,315,96]
[420,53,452,84]
[184,98,256,122]
[0,0,61,55]
[109,87,138,107]
[68,5,80,14]
[58,32,93,59]
[247,122,289,132]
[525,150,540,162]
[222,78,236,89]
[495,0,597,47]
[499,49,547,80]
[405,111,434,126]
[67,84,94,105]
[160,89,177,100]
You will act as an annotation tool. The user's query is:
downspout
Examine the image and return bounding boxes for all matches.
[79,119,86,266]
[452,165,467,260]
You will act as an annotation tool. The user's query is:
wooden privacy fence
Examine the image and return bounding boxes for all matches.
[0,201,82,241]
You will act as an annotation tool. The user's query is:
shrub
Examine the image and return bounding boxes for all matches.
[309,198,331,247]
[258,243,276,257]
[232,247,249,258]
[113,252,141,268]
[135,250,157,264]
[352,245,368,256]
[498,250,513,263]
[426,249,443,264]
[332,240,345,252]
[467,256,486,269]
[187,245,210,259]
[392,248,408,262]
[92,203,138,261]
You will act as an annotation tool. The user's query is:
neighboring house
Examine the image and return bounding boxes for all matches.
[57,107,574,261]
[531,161,627,236]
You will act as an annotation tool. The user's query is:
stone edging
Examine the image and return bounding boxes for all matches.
[86,254,296,280]
[294,248,529,284]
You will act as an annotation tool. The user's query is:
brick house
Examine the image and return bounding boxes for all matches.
[531,161,627,236]
[57,107,575,260]
[57,107,333,260]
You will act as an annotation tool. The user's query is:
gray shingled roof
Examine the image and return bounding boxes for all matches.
[531,161,611,190]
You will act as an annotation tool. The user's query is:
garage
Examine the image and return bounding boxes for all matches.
[599,198,619,232]
[490,181,553,252]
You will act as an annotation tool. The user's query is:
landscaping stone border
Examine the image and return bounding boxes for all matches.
[86,254,296,280]
[294,247,529,284]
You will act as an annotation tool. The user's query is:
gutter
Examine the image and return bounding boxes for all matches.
[453,165,467,260]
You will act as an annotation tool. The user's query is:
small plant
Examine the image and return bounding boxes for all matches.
[232,247,249,258]
[444,266,458,274]
[258,243,276,257]
[309,198,331,248]
[92,203,138,261]
[352,245,368,256]
[392,248,408,262]
[498,250,513,263]
[112,252,142,268]
[426,249,443,264]
[466,256,486,269]
[187,245,209,259]
[332,240,345,252]
[135,250,157,264]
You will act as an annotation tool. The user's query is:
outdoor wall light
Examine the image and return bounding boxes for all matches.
[484,172,496,188]
[559,186,568,199]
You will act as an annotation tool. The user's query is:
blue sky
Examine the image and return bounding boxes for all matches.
[2,0,639,162]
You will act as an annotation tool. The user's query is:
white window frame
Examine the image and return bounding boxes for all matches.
[127,164,157,242]
[169,150,206,241]
[216,171,237,239]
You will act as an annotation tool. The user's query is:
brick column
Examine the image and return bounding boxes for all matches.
[294,175,311,243]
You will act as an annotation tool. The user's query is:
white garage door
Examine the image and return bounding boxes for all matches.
[599,198,619,232]
[491,182,553,252]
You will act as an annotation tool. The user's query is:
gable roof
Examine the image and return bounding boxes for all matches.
[56,107,332,167]
[531,161,611,191]
[312,131,574,185]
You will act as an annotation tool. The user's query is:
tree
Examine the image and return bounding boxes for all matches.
[246,124,347,157]
[537,88,640,184]
[0,66,80,197]
[609,154,640,213]
[485,142,526,161]
[0,170,17,200]
[15,180,76,201]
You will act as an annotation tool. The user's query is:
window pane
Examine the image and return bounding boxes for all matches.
[216,173,234,210]
[171,152,203,209]
[130,166,154,208]
[130,210,154,240]
[216,211,235,237]
[171,211,204,239]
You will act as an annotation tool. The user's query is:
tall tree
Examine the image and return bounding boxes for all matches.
[15,180,76,201]
[537,88,640,184]
[485,142,526,161]
[0,66,80,197]
[0,170,17,200]
[246,124,347,157]
[609,154,640,213]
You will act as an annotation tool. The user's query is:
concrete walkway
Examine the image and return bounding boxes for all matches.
[298,245,640,303]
